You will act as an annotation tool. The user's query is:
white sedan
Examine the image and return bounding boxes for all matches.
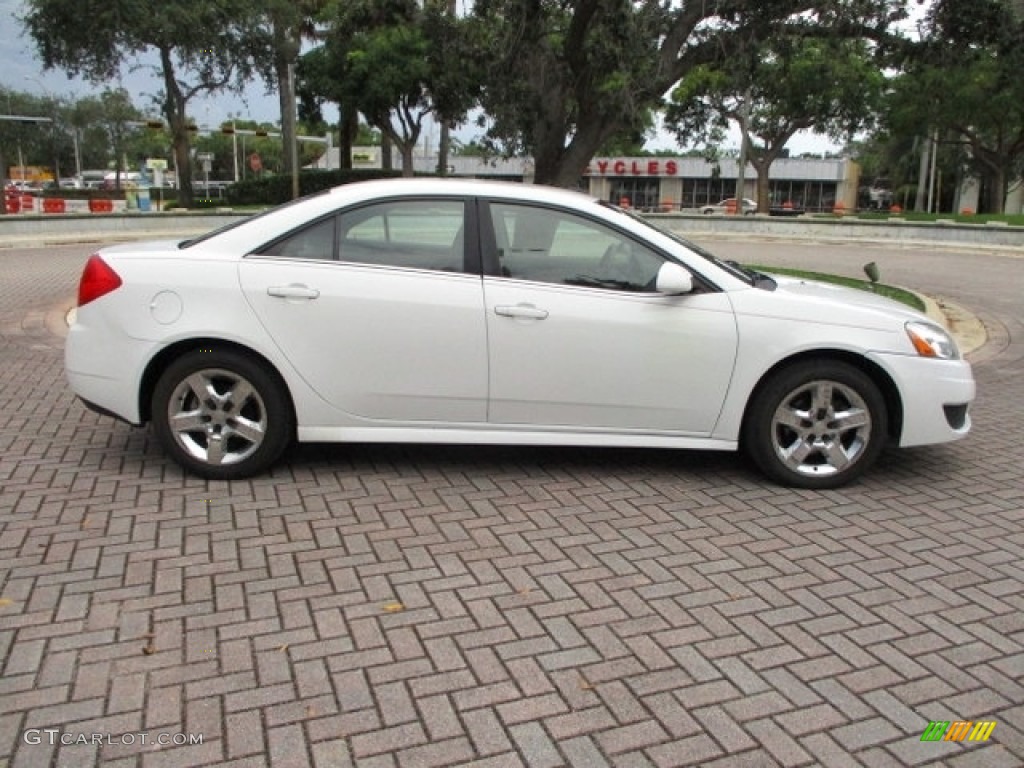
[700,197,758,215]
[65,178,974,488]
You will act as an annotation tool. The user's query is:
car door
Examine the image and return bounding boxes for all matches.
[482,201,738,433]
[238,197,488,423]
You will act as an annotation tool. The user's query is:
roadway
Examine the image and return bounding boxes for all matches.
[0,239,1022,767]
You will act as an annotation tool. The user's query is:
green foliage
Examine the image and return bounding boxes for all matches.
[303,0,478,175]
[886,0,1024,212]
[21,0,267,205]
[470,0,904,186]
[224,168,402,206]
[667,35,885,154]
[190,121,327,180]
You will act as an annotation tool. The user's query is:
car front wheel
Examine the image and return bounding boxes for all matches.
[151,348,294,480]
[745,361,887,489]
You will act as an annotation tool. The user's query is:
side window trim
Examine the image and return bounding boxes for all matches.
[248,195,481,276]
[480,199,665,292]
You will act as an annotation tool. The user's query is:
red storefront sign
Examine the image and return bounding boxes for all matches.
[585,158,680,177]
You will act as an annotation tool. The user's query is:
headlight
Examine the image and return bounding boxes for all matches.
[906,321,959,360]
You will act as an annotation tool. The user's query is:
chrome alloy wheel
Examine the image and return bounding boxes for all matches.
[770,379,872,478]
[166,368,268,466]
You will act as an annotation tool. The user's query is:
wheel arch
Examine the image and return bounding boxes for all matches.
[740,349,903,446]
[139,338,297,430]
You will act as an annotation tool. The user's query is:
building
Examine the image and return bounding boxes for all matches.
[313,146,861,212]
[582,156,860,212]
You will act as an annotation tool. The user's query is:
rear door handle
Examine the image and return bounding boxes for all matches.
[494,304,549,320]
[267,284,320,300]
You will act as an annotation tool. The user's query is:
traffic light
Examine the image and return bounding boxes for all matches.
[145,120,164,130]
[221,125,235,135]
[254,128,268,137]
[186,124,198,133]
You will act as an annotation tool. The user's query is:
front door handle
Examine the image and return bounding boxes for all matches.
[267,284,320,300]
[494,304,549,320]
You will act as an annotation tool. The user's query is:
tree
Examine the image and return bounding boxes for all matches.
[470,0,905,187]
[249,0,327,197]
[0,88,68,187]
[93,89,146,190]
[21,0,263,206]
[0,89,40,215]
[891,0,1024,213]
[310,0,478,176]
[665,36,885,212]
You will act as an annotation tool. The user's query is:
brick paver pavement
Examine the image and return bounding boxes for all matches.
[1,241,1022,767]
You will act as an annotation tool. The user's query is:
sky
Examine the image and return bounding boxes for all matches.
[2,0,926,158]
[0,0,291,126]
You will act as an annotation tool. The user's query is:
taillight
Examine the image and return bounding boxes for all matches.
[77,254,123,306]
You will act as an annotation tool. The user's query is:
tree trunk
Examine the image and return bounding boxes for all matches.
[987,166,1007,214]
[533,117,614,188]
[381,134,393,171]
[171,128,193,208]
[914,135,931,212]
[438,122,450,176]
[159,47,193,208]
[274,24,301,199]
[400,142,415,177]
[114,151,124,192]
[755,163,772,214]
[339,109,358,170]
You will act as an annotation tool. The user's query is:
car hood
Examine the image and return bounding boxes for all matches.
[728,273,935,339]
[767,274,927,321]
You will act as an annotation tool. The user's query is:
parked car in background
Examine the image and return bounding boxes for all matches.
[65,178,974,488]
[701,197,757,215]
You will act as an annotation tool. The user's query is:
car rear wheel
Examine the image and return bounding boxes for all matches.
[151,349,293,480]
[745,360,887,489]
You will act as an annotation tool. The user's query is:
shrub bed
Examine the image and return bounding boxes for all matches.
[225,169,404,207]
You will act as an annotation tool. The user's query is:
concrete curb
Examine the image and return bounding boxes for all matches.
[913,292,987,356]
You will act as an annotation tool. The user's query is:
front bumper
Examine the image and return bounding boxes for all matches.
[869,352,975,447]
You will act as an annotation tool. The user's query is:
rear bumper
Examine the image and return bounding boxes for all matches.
[65,322,155,425]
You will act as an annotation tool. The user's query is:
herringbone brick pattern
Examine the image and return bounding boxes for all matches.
[1,243,1022,767]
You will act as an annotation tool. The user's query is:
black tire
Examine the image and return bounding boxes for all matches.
[744,360,887,489]
[151,348,294,480]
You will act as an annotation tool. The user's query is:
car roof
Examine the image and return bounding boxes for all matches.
[172,177,751,292]
[191,178,600,254]
[325,177,595,207]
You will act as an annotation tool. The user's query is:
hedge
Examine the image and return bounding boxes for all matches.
[225,169,404,206]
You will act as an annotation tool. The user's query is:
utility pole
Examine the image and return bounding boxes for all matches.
[734,90,752,214]
[24,76,62,186]
[287,60,299,200]
[436,0,456,177]
[927,129,939,213]
[914,135,929,212]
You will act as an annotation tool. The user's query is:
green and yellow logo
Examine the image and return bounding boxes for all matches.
[921,721,996,742]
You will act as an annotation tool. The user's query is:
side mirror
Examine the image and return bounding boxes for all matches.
[655,262,694,295]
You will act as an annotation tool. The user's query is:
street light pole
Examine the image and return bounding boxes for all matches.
[24,76,62,187]
[6,95,25,181]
